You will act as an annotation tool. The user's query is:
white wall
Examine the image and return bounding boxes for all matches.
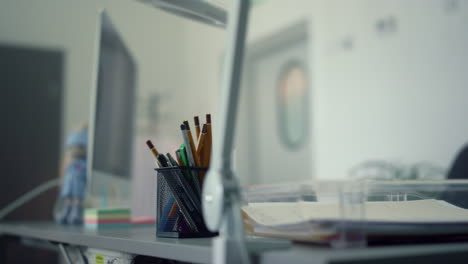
[235,0,468,183]
[0,0,225,216]
[313,0,468,179]
[0,0,98,139]
[0,0,224,142]
[3,0,468,204]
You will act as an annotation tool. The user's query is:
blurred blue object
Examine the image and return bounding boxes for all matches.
[66,129,88,147]
[67,202,84,225]
[54,128,88,225]
[60,159,87,199]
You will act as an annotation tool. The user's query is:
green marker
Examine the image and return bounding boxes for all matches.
[179,144,201,196]
[179,144,190,167]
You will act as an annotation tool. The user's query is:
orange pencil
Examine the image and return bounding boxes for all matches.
[168,203,178,218]
[146,140,159,157]
[196,124,208,164]
[196,124,208,183]
[145,140,161,167]
[194,116,201,140]
[204,114,212,167]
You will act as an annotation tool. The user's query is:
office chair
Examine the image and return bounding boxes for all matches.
[442,144,468,208]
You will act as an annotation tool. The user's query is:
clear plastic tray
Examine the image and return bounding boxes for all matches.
[242,180,468,248]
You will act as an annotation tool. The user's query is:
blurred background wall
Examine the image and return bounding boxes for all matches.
[236,0,468,184]
[2,0,468,209]
[0,0,224,142]
[0,0,225,214]
[2,0,468,262]
[1,2,468,262]
[0,1,224,262]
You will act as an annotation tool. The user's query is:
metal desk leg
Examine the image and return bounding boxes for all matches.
[58,243,72,264]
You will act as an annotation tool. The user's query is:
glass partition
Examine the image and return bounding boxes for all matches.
[237,1,468,247]
[235,0,468,185]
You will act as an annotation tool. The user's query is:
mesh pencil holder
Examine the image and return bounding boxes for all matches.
[155,166,217,238]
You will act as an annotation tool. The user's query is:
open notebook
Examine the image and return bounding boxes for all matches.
[242,200,468,244]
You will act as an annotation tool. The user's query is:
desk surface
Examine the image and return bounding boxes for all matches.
[2,221,468,264]
[0,222,212,263]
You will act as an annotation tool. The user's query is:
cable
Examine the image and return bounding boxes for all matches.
[58,243,73,264]
[77,246,89,264]
[0,178,60,220]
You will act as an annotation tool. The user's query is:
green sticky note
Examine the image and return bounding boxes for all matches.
[96,255,104,264]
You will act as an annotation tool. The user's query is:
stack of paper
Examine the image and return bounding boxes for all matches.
[84,208,131,229]
[242,200,468,244]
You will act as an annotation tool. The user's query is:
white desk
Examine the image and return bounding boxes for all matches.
[2,221,468,263]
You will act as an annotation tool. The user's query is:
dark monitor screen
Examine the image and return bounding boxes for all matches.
[91,12,136,182]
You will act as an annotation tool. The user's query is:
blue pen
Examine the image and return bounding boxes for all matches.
[159,196,177,232]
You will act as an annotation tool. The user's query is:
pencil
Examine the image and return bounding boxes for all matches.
[163,150,179,220]
[166,153,179,168]
[146,140,159,157]
[183,120,200,166]
[165,153,187,223]
[149,148,178,231]
[180,124,202,195]
[196,124,208,183]
[196,124,208,163]
[168,202,179,218]
[205,114,212,167]
[146,140,161,167]
[194,116,201,140]
[175,149,183,166]
[156,153,199,232]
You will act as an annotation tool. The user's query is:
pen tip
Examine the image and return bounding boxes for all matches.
[146,140,154,149]
[183,120,190,130]
[194,116,200,126]
[202,124,207,133]
[180,124,186,130]
[206,114,211,124]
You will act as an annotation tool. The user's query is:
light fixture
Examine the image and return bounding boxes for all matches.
[137,0,227,27]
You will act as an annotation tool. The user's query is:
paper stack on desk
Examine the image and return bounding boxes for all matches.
[84,208,131,229]
[242,200,468,245]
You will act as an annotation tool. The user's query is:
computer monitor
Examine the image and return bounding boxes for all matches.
[87,11,137,204]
